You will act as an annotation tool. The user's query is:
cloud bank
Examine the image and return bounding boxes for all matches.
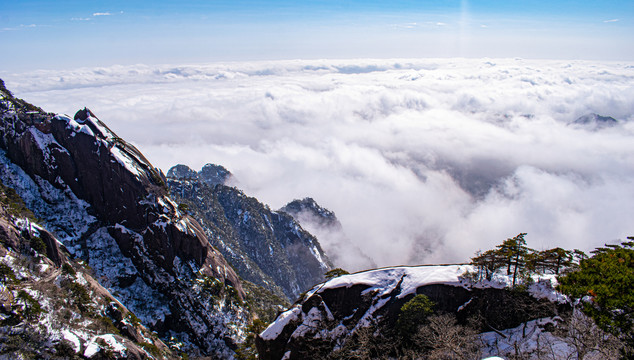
[5,58,634,271]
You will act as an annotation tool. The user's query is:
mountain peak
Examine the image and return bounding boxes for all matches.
[167,163,232,186]
[281,197,339,229]
[571,113,618,130]
[200,163,232,185]
[166,163,198,180]
[73,107,97,122]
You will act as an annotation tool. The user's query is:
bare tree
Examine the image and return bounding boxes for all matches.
[554,309,623,360]
[414,313,482,360]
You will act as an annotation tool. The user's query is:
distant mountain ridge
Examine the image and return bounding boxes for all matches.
[167,163,232,186]
[281,197,377,271]
[167,165,333,301]
[281,197,341,230]
[571,113,619,130]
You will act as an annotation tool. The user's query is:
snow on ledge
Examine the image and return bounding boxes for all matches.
[110,146,144,177]
[311,264,473,299]
[309,264,565,302]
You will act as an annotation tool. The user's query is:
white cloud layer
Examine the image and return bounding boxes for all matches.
[5,58,634,271]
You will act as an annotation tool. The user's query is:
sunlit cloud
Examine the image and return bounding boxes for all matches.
[5,58,634,271]
[93,12,112,17]
[603,19,620,23]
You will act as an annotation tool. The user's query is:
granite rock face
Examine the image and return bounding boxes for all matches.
[0,81,249,357]
[0,181,176,359]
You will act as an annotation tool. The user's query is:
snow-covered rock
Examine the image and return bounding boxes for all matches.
[257,264,570,360]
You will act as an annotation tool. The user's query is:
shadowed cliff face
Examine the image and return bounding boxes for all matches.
[0,83,249,357]
[167,165,333,301]
[0,180,178,359]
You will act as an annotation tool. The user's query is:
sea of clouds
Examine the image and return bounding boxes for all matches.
[4,58,634,271]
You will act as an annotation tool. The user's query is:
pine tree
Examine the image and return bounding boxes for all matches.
[529,247,574,275]
[558,238,634,358]
[471,249,504,281]
[495,233,530,287]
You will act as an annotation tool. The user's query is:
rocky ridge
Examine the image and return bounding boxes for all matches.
[0,81,251,357]
[167,165,333,301]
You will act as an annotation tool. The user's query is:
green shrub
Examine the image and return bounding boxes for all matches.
[0,263,17,284]
[140,342,161,357]
[558,239,634,357]
[30,236,47,254]
[54,340,80,358]
[324,268,349,280]
[96,315,120,335]
[61,263,76,276]
[396,294,435,337]
[242,281,290,323]
[62,280,93,314]
[127,312,141,327]
[200,276,224,299]
[235,318,268,360]
[17,290,43,319]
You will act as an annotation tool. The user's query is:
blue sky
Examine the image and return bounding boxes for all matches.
[1,0,633,71]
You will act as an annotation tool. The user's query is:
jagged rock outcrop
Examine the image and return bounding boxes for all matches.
[0,81,249,357]
[166,164,199,181]
[256,265,569,360]
[281,198,340,230]
[166,163,232,186]
[281,198,376,272]
[199,163,232,186]
[167,165,332,301]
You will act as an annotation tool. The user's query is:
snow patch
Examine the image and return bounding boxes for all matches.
[62,330,81,353]
[84,334,126,358]
[261,306,302,340]
[0,149,96,248]
[528,275,569,304]
[309,245,328,270]
[110,146,144,177]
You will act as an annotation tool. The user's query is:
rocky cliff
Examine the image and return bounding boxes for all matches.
[0,81,250,357]
[281,198,341,230]
[281,197,375,271]
[167,165,332,301]
[0,178,176,359]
